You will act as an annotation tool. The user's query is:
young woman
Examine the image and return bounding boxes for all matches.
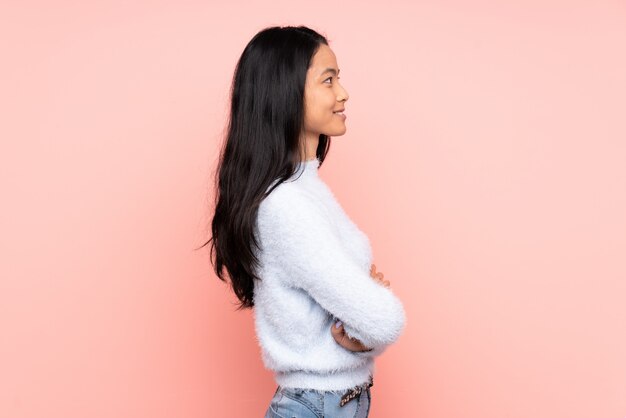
[205,25,406,417]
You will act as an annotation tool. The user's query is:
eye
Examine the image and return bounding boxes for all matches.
[324,77,332,84]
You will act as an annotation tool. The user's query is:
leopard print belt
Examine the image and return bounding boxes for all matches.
[339,375,374,407]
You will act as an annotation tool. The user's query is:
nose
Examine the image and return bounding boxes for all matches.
[337,86,349,102]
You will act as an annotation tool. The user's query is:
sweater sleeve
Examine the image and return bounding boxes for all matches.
[258,189,407,351]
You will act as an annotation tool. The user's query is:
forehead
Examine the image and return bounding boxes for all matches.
[308,44,338,76]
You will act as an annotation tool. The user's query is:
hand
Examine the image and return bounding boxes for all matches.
[330,320,373,352]
[370,263,390,288]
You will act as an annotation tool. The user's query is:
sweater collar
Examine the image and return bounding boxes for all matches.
[291,157,320,179]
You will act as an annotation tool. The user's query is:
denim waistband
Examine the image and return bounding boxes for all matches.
[278,374,373,396]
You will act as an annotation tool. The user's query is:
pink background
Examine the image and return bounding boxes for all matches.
[1,1,625,417]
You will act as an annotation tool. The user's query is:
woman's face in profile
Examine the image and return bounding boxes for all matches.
[303,44,350,139]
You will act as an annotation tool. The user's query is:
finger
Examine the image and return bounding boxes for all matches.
[342,335,359,350]
[383,280,390,287]
[331,320,344,332]
[376,272,384,279]
[371,264,376,274]
[342,334,365,351]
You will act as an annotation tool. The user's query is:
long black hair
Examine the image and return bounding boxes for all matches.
[199,26,331,310]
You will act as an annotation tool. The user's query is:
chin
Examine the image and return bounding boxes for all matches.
[327,127,347,137]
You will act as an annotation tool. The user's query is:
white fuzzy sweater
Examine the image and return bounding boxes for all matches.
[252,158,407,391]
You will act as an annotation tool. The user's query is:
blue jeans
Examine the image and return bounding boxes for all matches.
[263,385,371,418]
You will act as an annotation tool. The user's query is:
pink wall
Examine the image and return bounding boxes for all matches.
[1,1,625,417]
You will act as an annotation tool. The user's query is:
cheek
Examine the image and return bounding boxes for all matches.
[304,89,338,127]
[324,91,336,108]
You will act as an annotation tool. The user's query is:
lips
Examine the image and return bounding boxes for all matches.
[333,109,347,120]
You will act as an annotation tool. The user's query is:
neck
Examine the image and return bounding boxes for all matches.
[300,133,320,161]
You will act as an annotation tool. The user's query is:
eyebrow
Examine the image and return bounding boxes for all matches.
[320,67,340,77]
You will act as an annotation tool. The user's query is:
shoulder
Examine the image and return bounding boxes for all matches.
[258,181,329,228]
